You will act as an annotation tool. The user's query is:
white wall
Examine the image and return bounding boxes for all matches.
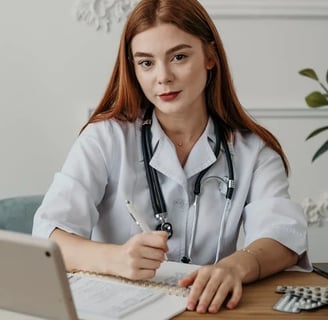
[0,0,125,197]
[0,0,327,261]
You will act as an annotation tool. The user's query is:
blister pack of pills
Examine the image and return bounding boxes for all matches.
[273,285,328,313]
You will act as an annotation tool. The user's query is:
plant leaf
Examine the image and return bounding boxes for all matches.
[306,126,328,140]
[312,140,328,162]
[326,69,328,84]
[299,68,319,81]
[305,91,328,108]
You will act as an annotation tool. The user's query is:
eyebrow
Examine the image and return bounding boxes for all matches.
[133,44,193,58]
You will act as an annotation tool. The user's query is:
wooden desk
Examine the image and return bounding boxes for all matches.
[175,271,328,319]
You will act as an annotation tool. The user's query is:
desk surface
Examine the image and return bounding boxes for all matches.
[175,271,328,319]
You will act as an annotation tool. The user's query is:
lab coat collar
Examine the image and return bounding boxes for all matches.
[148,114,220,185]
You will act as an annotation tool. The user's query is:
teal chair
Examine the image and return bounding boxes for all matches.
[0,195,43,234]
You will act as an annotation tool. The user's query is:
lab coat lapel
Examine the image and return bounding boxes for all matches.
[183,134,217,179]
[184,117,218,178]
[149,116,186,187]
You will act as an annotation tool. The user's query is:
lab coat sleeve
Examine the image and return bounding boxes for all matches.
[32,122,111,239]
[242,143,312,271]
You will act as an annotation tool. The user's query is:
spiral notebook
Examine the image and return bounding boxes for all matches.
[0,229,199,320]
[69,261,199,320]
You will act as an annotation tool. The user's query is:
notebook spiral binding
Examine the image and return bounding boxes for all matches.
[72,270,190,297]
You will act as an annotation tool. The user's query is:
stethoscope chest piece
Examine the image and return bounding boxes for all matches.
[156,222,173,238]
[155,213,173,238]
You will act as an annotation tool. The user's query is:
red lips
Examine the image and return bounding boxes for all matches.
[159,91,181,102]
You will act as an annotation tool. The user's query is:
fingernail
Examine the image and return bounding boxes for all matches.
[209,304,218,313]
[187,302,195,310]
[196,304,206,313]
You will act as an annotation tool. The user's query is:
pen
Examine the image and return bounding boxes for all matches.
[125,200,152,232]
[125,200,168,260]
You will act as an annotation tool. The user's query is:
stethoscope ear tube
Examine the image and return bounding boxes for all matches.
[143,122,167,213]
[141,120,158,213]
[141,107,173,238]
[220,130,235,200]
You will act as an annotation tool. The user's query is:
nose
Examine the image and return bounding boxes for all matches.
[157,63,173,84]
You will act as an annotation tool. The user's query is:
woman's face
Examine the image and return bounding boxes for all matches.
[131,23,214,117]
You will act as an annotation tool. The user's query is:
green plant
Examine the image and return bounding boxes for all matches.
[299,68,328,162]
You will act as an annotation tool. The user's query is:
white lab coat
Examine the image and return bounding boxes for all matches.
[32,115,311,270]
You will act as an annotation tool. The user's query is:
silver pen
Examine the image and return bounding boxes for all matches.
[125,200,152,232]
[125,200,168,260]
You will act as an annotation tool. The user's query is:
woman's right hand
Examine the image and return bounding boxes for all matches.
[116,231,169,280]
[50,228,168,280]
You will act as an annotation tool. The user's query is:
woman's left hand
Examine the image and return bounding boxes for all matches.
[178,264,243,313]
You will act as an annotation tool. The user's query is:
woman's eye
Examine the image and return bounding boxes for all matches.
[138,60,153,69]
[173,54,187,62]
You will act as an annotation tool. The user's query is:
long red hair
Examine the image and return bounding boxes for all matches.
[82,0,289,174]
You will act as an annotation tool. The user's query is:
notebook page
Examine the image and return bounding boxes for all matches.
[69,275,163,320]
[144,261,200,296]
[151,261,200,285]
[71,261,200,297]
[69,261,199,320]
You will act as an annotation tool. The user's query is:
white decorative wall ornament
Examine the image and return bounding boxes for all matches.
[73,0,139,32]
[73,0,328,33]
[302,193,328,226]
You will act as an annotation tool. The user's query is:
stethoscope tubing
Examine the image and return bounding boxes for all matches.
[186,176,232,264]
[141,107,235,262]
[141,114,167,216]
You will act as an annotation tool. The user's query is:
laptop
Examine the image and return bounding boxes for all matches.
[0,229,78,320]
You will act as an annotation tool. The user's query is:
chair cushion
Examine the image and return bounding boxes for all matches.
[0,195,43,234]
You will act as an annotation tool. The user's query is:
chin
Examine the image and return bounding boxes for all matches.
[155,104,186,116]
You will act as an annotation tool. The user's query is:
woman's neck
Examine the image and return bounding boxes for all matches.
[155,108,209,166]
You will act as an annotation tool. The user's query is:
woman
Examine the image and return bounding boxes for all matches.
[33,0,311,314]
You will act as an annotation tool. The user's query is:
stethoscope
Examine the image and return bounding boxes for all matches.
[141,106,235,263]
